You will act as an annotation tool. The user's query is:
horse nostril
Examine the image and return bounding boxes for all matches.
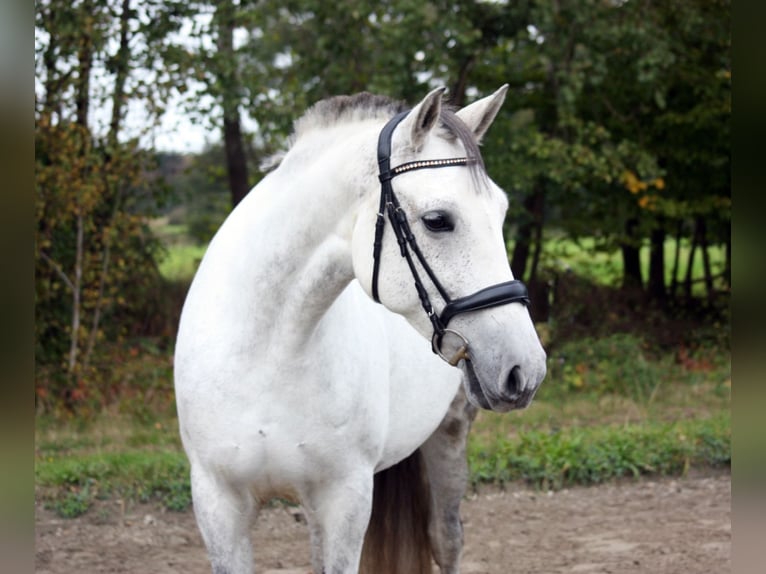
[506,366,523,398]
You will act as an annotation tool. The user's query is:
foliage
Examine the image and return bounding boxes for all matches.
[546,333,662,401]
[154,147,234,244]
[542,265,730,353]
[34,120,169,409]
[543,331,729,401]
[34,0,191,413]
[45,480,94,519]
[468,412,730,491]
[36,336,179,421]
[35,0,730,440]
[143,0,729,301]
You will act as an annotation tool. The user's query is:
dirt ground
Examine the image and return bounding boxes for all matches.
[35,470,730,574]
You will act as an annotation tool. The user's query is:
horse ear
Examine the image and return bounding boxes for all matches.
[456,84,509,143]
[401,87,447,151]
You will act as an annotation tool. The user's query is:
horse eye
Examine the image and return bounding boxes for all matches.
[421,211,455,233]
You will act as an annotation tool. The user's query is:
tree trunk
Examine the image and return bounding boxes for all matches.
[697,216,714,300]
[109,0,132,149]
[222,116,250,206]
[647,221,666,303]
[724,225,731,290]
[41,4,64,121]
[68,212,84,377]
[78,0,132,374]
[621,217,643,291]
[510,223,531,282]
[75,0,94,130]
[683,224,698,300]
[510,184,544,282]
[215,0,251,207]
[669,220,682,299]
[450,56,476,108]
[528,189,545,283]
[68,0,94,382]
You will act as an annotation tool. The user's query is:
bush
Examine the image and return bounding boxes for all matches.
[468,413,730,490]
[545,333,665,401]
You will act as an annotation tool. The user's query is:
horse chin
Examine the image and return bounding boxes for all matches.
[459,359,535,413]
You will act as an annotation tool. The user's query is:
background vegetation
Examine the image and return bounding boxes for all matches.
[35,0,730,516]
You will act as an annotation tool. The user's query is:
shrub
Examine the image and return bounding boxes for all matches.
[545,333,664,401]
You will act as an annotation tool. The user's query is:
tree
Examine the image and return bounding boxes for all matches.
[574,0,730,303]
[35,0,188,410]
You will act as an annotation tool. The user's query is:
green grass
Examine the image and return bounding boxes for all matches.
[157,243,207,282]
[37,450,191,516]
[36,412,189,517]
[467,333,730,489]
[468,412,729,490]
[538,234,727,294]
[149,219,208,282]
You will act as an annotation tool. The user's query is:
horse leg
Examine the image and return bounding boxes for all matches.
[190,464,256,574]
[420,387,478,574]
[302,470,373,574]
[307,520,324,574]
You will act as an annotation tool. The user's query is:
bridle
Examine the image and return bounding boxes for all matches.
[372,110,531,366]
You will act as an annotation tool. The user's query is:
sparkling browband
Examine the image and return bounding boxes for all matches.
[391,157,469,176]
[379,157,471,183]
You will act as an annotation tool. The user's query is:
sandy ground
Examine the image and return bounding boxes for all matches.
[35,470,730,574]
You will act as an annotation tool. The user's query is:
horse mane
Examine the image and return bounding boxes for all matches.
[262,92,486,176]
[293,92,408,139]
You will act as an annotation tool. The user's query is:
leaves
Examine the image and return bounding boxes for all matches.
[36,0,172,413]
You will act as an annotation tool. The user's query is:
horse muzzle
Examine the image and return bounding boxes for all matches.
[459,357,545,413]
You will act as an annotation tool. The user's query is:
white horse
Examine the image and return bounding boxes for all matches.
[174,85,547,574]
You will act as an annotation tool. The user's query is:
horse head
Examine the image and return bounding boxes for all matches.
[352,86,547,413]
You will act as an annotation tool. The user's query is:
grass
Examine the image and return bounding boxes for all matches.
[157,243,207,282]
[37,450,191,517]
[538,234,727,294]
[467,334,730,489]
[36,413,189,517]
[468,412,729,491]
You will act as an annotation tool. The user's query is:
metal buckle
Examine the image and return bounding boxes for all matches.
[432,329,471,366]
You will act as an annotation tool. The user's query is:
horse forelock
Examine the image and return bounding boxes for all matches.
[265,93,488,187]
[439,108,488,190]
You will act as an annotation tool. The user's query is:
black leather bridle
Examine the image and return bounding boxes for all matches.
[372,110,531,366]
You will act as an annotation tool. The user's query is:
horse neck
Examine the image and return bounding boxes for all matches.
[216,123,376,350]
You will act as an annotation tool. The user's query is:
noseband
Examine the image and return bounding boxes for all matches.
[372,110,530,366]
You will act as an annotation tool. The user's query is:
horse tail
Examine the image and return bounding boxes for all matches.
[360,448,433,574]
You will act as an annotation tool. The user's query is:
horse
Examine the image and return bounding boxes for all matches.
[174,85,547,574]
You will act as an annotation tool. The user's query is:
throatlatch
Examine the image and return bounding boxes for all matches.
[371,110,531,366]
